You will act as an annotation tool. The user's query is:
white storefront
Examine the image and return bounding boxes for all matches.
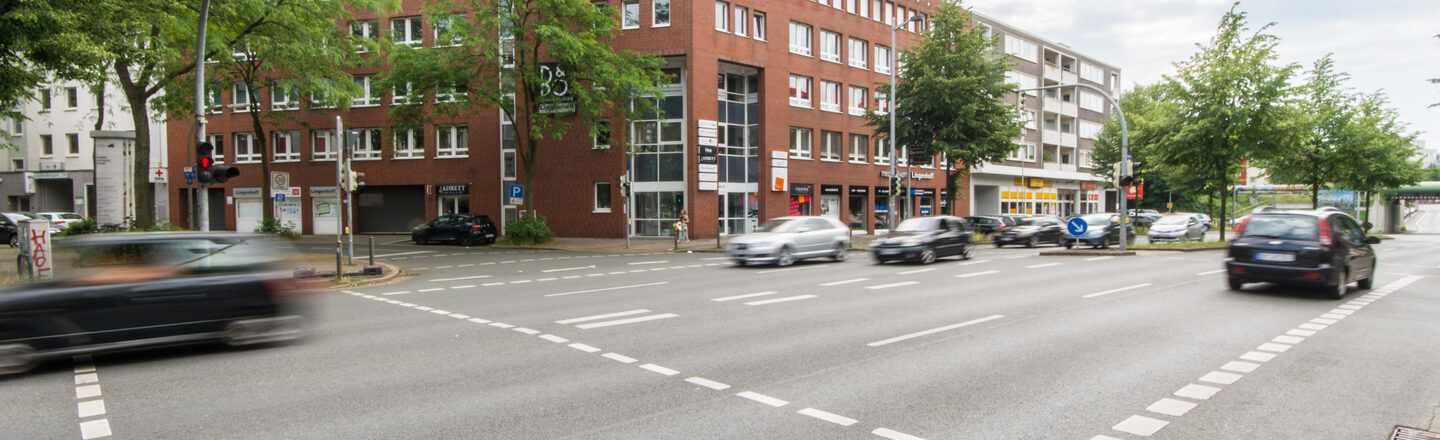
[969,163,1105,217]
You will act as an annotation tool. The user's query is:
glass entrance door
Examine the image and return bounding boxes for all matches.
[719,192,758,235]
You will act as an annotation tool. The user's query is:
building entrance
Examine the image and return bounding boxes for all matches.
[719,191,757,235]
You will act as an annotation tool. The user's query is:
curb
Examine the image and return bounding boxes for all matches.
[1129,247,1227,252]
[1038,250,1138,256]
[328,261,403,290]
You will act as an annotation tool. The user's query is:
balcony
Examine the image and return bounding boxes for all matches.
[1043,64,1062,82]
[1062,70,1078,84]
[1060,133,1078,148]
[1042,131,1061,145]
[1061,102,1078,118]
[1044,99,1061,114]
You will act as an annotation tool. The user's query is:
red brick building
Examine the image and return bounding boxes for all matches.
[167,0,952,238]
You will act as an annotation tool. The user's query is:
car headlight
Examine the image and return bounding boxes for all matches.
[1015,230,1035,237]
[900,238,924,246]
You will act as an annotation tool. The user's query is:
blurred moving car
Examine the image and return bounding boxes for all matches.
[412,214,498,246]
[1184,213,1213,231]
[1147,214,1207,242]
[0,233,321,375]
[0,213,26,247]
[30,212,85,229]
[872,216,975,264]
[994,215,1063,248]
[728,216,851,267]
[963,216,1009,234]
[1224,209,1377,298]
[1061,213,1135,249]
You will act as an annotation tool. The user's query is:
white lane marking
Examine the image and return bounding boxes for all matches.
[398,303,416,307]
[629,270,648,273]
[414,306,434,311]
[607,271,627,275]
[539,334,569,343]
[448,314,470,319]
[1328,308,1356,315]
[955,270,999,278]
[957,260,991,266]
[1298,323,1327,331]
[78,399,106,418]
[1311,318,1339,325]
[482,282,505,287]
[1319,313,1347,320]
[562,276,582,279]
[737,391,789,407]
[756,265,822,274]
[79,419,112,440]
[434,266,454,269]
[866,281,920,290]
[685,377,731,390]
[1084,256,1115,261]
[371,251,434,258]
[820,278,869,286]
[702,257,730,260]
[1112,415,1168,436]
[628,260,669,265]
[545,281,670,297]
[1239,351,1276,362]
[1026,262,1063,269]
[1336,304,1362,310]
[543,266,593,273]
[512,327,541,335]
[1174,384,1221,400]
[1272,335,1305,344]
[1258,342,1291,353]
[1082,283,1152,299]
[380,291,411,296]
[429,309,451,315]
[459,264,475,267]
[468,318,492,324]
[1196,269,1225,275]
[1199,371,1242,385]
[603,353,638,364]
[75,373,98,384]
[556,309,652,324]
[1005,254,1033,259]
[1146,398,1198,417]
[575,313,679,329]
[897,268,936,275]
[568,343,602,353]
[417,288,444,293]
[867,315,1005,347]
[873,428,927,440]
[451,285,477,289]
[510,280,533,284]
[1221,361,1260,373]
[712,291,778,302]
[489,322,515,329]
[798,407,858,426]
[537,278,558,282]
[430,275,492,282]
[639,363,680,376]
[76,385,102,399]
[744,295,818,306]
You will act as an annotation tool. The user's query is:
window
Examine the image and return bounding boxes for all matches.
[593,119,611,149]
[352,75,378,107]
[206,88,224,113]
[272,131,299,162]
[733,6,747,36]
[65,133,79,155]
[39,135,53,156]
[848,38,868,69]
[1008,142,1036,162]
[714,2,727,31]
[872,0,882,21]
[350,19,378,51]
[848,85,867,115]
[847,0,857,13]
[789,22,811,56]
[1005,71,1038,95]
[393,127,424,159]
[235,133,260,163]
[1019,110,1036,130]
[1080,150,1093,168]
[1081,62,1105,83]
[788,75,811,108]
[271,82,298,111]
[391,16,422,46]
[349,128,383,159]
[849,134,868,163]
[874,90,889,114]
[233,82,254,111]
[885,1,894,25]
[433,17,461,47]
[874,136,890,164]
[594,182,612,213]
[207,133,225,163]
[436,125,468,157]
[1079,121,1103,140]
[1080,91,1105,112]
[653,0,670,26]
[819,30,841,63]
[11,159,22,171]
[819,80,841,113]
[65,87,78,109]
[875,45,891,74]
[820,130,842,161]
[622,1,640,29]
[1004,35,1038,63]
[502,151,516,179]
[393,82,419,105]
[39,89,51,111]
[435,83,465,104]
[752,12,766,40]
[311,129,336,161]
[10,118,21,135]
[789,127,812,159]
[859,0,869,18]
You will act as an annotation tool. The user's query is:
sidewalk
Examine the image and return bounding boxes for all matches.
[295,233,886,254]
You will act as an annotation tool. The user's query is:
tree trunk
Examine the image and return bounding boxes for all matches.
[123,81,154,229]
[247,91,273,223]
[1311,181,1319,209]
[1219,177,1228,242]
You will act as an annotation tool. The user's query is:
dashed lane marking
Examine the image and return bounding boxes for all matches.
[867,315,1005,347]
[628,260,669,265]
[1082,283,1152,299]
[737,391,789,407]
[545,282,669,297]
[555,309,653,324]
[430,275,492,282]
[744,295,818,306]
[1084,256,1114,261]
[957,260,990,266]
[874,428,927,440]
[603,353,638,364]
[897,268,936,275]
[685,377,731,390]
[866,281,920,290]
[1196,269,1225,275]
[1026,262,1063,269]
[639,363,680,376]
[755,265,822,274]
[574,313,678,329]
[712,291,778,302]
[542,266,594,273]
[955,270,998,278]
[1112,415,1168,436]
[820,278,869,286]
[798,407,858,426]
[1146,398,1198,417]
[371,251,434,258]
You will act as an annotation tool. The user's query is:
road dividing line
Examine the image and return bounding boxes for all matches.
[542,266,593,273]
[1196,269,1225,275]
[603,353,638,364]
[73,356,111,439]
[574,313,678,329]
[1146,398,1198,417]
[873,428,926,440]
[1026,262,1062,269]
[628,260,669,265]
[756,265,821,274]
[867,315,1005,347]
[955,270,999,278]
[1082,283,1152,299]
[1112,415,1168,436]
[568,343,602,353]
[1084,256,1115,261]
[539,334,569,343]
[798,408,858,426]
[1198,371,1242,385]
[545,281,669,297]
[744,295,817,306]
[380,291,411,296]
[371,251,434,258]
[820,278,869,286]
[451,285,476,289]
[957,260,990,266]
[866,281,920,290]
[639,363,680,376]
[737,391,789,407]
[430,275,492,282]
[897,268,936,275]
[685,377,731,390]
[417,288,444,293]
[512,327,541,335]
[556,309,653,324]
[712,291,778,302]
[1174,383,1221,400]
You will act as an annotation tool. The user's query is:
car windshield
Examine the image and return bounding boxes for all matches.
[52,235,296,283]
[1155,216,1190,226]
[1242,215,1318,240]
[58,214,84,220]
[3,213,30,222]
[757,218,802,233]
[1017,218,1048,226]
[896,218,941,232]
[1080,214,1113,225]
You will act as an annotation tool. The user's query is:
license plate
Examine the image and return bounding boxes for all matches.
[1254,252,1295,262]
[877,249,898,255]
[485,234,495,238]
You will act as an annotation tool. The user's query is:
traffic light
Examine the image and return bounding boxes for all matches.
[343,170,365,191]
[1131,161,1144,183]
[889,175,902,196]
[618,175,630,198]
[196,141,239,184]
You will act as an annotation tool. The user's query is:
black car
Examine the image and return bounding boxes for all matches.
[1061,213,1136,249]
[994,215,1063,248]
[872,216,974,264]
[963,216,1009,234]
[1224,209,1377,298]
[0,233,319,375]
[0,213,25,247]
[412,214,498,246]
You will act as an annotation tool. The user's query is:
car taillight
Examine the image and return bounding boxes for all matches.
[1317,217,1332,247]
[1230,216,1249,242]
[471,224,484,229]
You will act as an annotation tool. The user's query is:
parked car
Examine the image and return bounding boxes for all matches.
[1147,214,1207,242]
[872,216,975,264]
[1184,213,1213,230]
[29,212,85,229]
[1224,209,1377,298]
[0,213,27,247]
[994,215,1064,248]
[0,233,320,375]
[728,216,850,267]
[1061,213,1136,249]
[411,214,498,246]
[964,216,1009,234]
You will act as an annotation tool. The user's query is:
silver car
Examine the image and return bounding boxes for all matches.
[1147,214,1206,242]
[728,216,851,267]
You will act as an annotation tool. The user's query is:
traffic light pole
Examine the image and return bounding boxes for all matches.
[335,116,344,278]
[193,0,211,232]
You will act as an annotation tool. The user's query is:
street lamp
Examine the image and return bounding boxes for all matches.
[888,15,922,231]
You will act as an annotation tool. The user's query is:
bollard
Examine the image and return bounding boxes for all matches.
[369,236,374,266]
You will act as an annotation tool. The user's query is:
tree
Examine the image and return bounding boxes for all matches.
[1257,55,1350,209]
[382,0,668,213]
[1151,3,1298,240]
[1337,91,1424,224]
[865,1,1022,215]
[0,0,110,144]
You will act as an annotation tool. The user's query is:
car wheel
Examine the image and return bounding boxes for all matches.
[459,235,476,247]
[1357,262,1374,290]
[1027,236,1038,248]
[413,235,426,245]
[832,243,848,262]
[734,259,747,267]
[7,233,15,247]
[960,244,974,260]
[1099,240,1110,250]
[1326,271,1348,299]
[1227,277,1244,291]
[919,247,936,265]
[775,247,794,267]
[0,343,38,375]
[1064,241,1074,249]
[994,242,1003,248]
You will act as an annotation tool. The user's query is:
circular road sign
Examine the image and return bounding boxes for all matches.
[1067,217,1088,236]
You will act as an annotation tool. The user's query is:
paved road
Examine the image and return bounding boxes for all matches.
[5,235,1439,439]
[1406,203,1440,234]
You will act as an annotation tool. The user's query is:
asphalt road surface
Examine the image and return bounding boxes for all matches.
[6,233,1439,439]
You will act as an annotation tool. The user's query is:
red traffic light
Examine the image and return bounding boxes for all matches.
[200,156,214,168]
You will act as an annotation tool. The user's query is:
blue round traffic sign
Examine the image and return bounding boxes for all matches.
[1067,217,1088,236]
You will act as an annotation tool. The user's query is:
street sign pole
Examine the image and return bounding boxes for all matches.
[335,116,343,278]
[194,0,211,232]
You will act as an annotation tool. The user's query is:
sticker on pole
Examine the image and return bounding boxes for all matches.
[1067,217,1088,236]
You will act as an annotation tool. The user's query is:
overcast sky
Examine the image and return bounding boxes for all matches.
[967,0,1440,153]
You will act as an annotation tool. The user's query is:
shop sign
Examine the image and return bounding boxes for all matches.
[771,159,788,168]
[697,119,718,129]
[1081,182,1098,191]
[438,184,469,195]
[698,155,718,164]
[698,173,718,182]
[310,186,340,197]
[772,168,787,191]
[790,183,814,195]
[697,164,718,173]
[537,63,575,113]
[874,186,891,196]
[849,186,869,195]
[233,188,263,197]
[820,185,842,195]
[698,137,718,146]
[880,170,934,180]
[697,128,718,138]
[699,146,717,156]
[698,181,718,191]
[910,188,936,196]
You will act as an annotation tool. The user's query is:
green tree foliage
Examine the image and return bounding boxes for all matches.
[1337,92,1424,222]
[865,2,1021,215]
[382,0,668,212]
[0,0,110,142]
[1256,55,1350,209]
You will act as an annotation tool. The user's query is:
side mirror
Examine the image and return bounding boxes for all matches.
[1365,236,1380,244]
[1362,221,1373,230]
